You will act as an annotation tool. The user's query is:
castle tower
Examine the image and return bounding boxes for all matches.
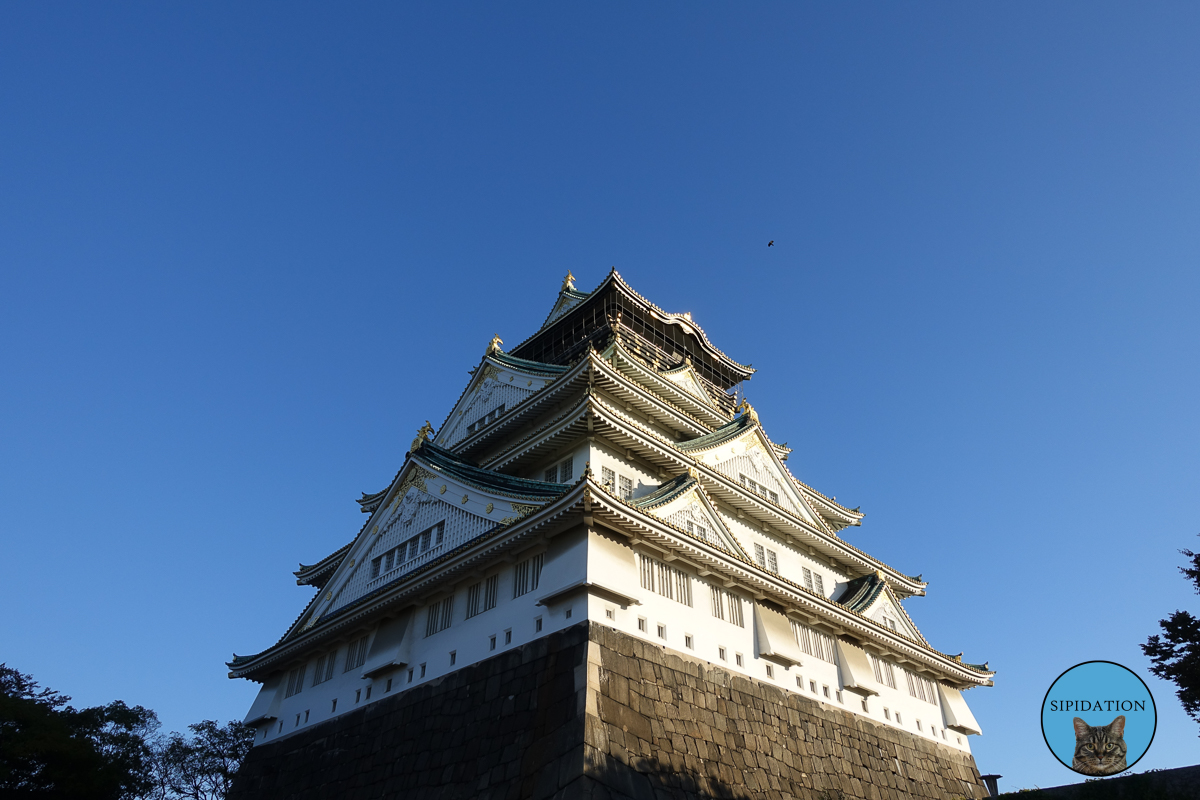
[229,270,994,799]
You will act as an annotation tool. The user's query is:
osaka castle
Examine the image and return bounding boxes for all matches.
[228,270,995,800]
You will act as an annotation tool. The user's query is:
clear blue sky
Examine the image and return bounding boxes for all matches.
[2,3,1197,791]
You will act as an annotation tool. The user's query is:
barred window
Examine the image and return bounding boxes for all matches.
[312,651,336,686]
[766,549,778,573]
[869,653,898,689]
[601,466,615,491]
[709,585,744,626]
[425,597,454,637]
[906,671,939,705]
[483,574,498,611]
[371,521,445,581]
[739,473,780,505]
[343,635,369,672]
[618,475,633,500]
[466,582,482,619]
[685,519,709,541]
[285,665,306,698]
[814,573,825,595]
[638,554,692,606]
[546,459,573,483]
[467,403,506,435]
[802,567,813,591]
[513,553,544,598]
[754,543,765,566]
[792,621,835,663]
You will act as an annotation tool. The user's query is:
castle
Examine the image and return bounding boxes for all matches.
[228,270,993,799]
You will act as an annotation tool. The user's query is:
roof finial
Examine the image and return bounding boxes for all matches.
[737,399,759,423]
[561,271,576,292]
[486,334,504,355]
[409,420,434,453]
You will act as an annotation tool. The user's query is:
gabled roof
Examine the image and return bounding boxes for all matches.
[837,572,929,646]
[416,441,566,502]
[675,414,755,452]
[629,473,695,509]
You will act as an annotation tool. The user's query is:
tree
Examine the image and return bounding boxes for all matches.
[147,720,255,800]
[0,664,158,799]
[1142,539,1200,732]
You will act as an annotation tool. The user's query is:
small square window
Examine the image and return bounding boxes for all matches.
[896,712,902,724]
[765,664,774,679]
[505,630,512,644]
[684,634,694,649]
[822,685,830,698]
[942,730,948,740]
[836,690,843,703]
[565,608,572,619]
[810,680,817,693]
[657,624,666,639]
[535,617,543,632]
[420,663,427,678]
[365,686,372,700]
[355,690,361,703]
[719,647,727,661]
[407,669,413,684]
[916,720,922,732]
[304,710,310,723]
[449,651,456,666]
[796,676,803,688]
[490,635,497,651]
[386,679,392,693]
[638,617,647,633]
[606,608,615,620]
[861,698,869,712]
[957,737,962,745]
[735,653,744,667]
[295,713,300,727]
[884,708,891,720]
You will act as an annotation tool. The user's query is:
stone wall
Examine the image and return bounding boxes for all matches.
[230,622,988,799]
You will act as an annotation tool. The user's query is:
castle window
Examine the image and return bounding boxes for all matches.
[618,475,633,499]
[386,679,392,692]
[735,653,744,667]
[365,686,371,700]
[916,719,922,732]
[490,635,496,651]
[606,608,615,620]
[765,664,774,679]
[467,403,505,435]
[895,712,902,724]
[810,680,816,693]
[466,575,499,619]
[565,608,572,619]
[407,669,413,683]
[512,553,544,598]
[685,634,693,649]
[869,654,897,689]
[767,549,778,573]
[284,665,306,698]
[344,635,369,672]
[884,708,891,720]
[535,617,543,632]
[546,458,573,483]
[637,617,647,633]
[602,467,615,491]
[657,624,666,639]
[449,651,456,666]
[718,647,727,661]
[738,473,779,505]
[354,690,361,704]
[802,567,813,590]
[312,650,336,686]
[504,629,512,645]
[420,663,426,678]
[862,698,869,713]
[639,554,692,606]
[836,690,844,703]
[709,586,744,627]
[791,621,835,663]
[822,685,830,698]
[425,596,454,637]
[883,617,898,632]
[814,573,824,595]
[754,543,765,566]
[374,522,445,581]
[331,699,337,712]
[905,671,939,705]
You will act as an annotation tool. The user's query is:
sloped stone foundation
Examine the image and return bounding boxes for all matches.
[230,622,987,799]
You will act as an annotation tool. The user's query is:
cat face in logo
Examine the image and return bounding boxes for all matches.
[1071,715,1127,776]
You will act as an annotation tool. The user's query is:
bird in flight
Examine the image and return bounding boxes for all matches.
[767,240,774,247]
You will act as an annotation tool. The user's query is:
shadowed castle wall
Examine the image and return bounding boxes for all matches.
[229,623,987,800]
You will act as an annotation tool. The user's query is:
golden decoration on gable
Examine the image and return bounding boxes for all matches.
[485,503,494,514]
[440,485,447,494]
[396,467,430,496]
[510,503,538,518]
[462,494,469,504]
[410,421,434,453]
[487,334,504,354]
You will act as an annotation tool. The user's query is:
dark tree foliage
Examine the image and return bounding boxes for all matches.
[0,664,158,799]
[146,720,255,800]
[1142,540,1200,732]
